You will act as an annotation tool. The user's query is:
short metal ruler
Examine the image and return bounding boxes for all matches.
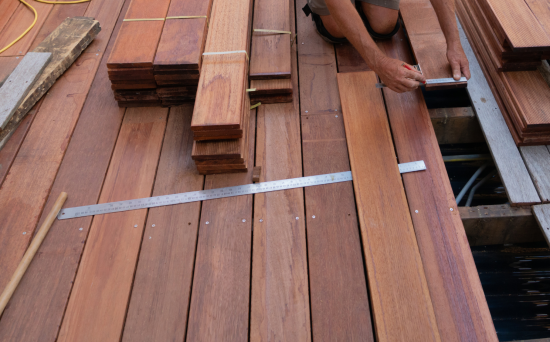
[58,160,426,220]
[376,77,467,88]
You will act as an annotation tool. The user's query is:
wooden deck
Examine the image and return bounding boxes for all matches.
[0,0,547,340]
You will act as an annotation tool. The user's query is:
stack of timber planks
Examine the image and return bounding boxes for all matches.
[457,0,550,145]
[248,0,293,104]
[190,0,254,174]
[106,0,212,107]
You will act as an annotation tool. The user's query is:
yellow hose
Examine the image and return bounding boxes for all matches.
[0,0,91,54]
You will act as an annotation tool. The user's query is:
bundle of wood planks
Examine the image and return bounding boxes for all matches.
[457,0,550,145]
[106,0,212,107]
[189,0,254,174]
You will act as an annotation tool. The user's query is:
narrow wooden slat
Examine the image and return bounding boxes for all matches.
[0,0,19,35]
[296,1,374,339]
[186,110,255,341]
[520,146,550,202]
[456,18,540,205]
[0,0,52,57]
[57,108,167,342]
[533,204,550,245]
[249,0,290,79]
[122,105,203,342]
[0,0,126,298]
[338,71,439,341]
[400,0,466,89]
[378,30,498,341]
[0,52,51,129]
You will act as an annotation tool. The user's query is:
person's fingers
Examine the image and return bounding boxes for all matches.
[404,69,426,83]
[402,78,420,90]
[450,59,462,80]
[461,61,471,80]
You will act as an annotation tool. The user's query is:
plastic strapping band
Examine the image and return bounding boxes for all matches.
[246,88,256,92]
[250,102,261,110]
[253,29,292,34]
[203,50,249,61]
[123,18,165,21]
[166,15,207,19]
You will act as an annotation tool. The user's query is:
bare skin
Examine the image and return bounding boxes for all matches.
[321,0,471,93]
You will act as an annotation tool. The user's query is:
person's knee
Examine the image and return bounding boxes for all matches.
[361,2,398,34]
[320,15,345,38]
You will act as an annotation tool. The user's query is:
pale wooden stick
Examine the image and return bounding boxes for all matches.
[0,192,67,315]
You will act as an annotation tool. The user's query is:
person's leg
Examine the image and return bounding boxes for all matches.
[359,2,399,35]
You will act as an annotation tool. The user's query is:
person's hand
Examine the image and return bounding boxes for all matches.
[376,57,426,93]
[447,42,471,80]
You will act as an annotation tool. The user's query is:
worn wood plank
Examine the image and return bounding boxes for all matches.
[457,18,541,205]
[533,204,550,245]
[520,145,550,202]
[0,17,101,149]
[338,71,439,341]
[400,0,466,89]
[460,204,543,246]
[0,52,50,129]
[57,108,167,342]
[122,105,203,342]
[378,30,498,341]
[429,107,485,144]
[185,110,255,341]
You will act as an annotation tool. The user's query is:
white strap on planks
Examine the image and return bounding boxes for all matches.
[58,161,426,220]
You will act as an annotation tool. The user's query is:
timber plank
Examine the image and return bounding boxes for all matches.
[378,30,498,341]
[520,146,550,202]
[338,71,439,342]
[249,0,290,79]
[57,108,167,342]
[296,0,373,339]
[185,110,256,341]
[0,0,52,57]
[0,0,19,35]
[457,18,540,205]
[533,204,550,245]
[428,107,484,144]
[0,56,20,84]
[400,0,466,89]
[0,2,128,340]
[122,105,203,342]
[0,52,51,129]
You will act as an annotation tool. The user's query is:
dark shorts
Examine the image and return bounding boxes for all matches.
[307,0,400,15]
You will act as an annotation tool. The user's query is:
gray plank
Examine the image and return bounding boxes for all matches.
[520,146,550,202]
[532,204,550,246]
[0,52,51,129]
[457,18,541,205]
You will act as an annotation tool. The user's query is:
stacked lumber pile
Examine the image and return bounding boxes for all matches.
[457,0,550,145]
[190,0,254,174]
[106,0,212,107]
[248,0,293,104]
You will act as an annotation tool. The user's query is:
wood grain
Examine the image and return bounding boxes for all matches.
[533,204,550,245]
[456,17,541,205]
[57,108,167,342]
[520,145,550,202]
[185,110,256,341]
[338,71,439,342]
[378,29,498,341]
[0,52,50,129]
[249,0,290,79]
[122,105,203,342]
[0,0,19,36]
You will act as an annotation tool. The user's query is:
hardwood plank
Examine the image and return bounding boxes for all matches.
[429,107,484,144]
[457,18,541,205]
[0,56,19,84]
[0,0,19,35]
[249,0,290,79]
[185,109,256,341]
[525,0,550,40]
[122,105,203,342]
[378,30,498,341]
[335,43,371,73]
[460,204,543,246]
[400,0,466,89]
[338,71,439,341]
[57,108,167,342]
[520,146,550,202]
[0,0,125,302]
[296,0,373,339]
[533,204,550,245]
[0,52,51,129]
[0,0,52,57]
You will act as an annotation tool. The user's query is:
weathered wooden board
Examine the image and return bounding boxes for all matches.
[185,110,256,341]
[296,1,374,339]
[520,145,550,202]
[379,30,498,341]
[456,18,541,205]
[122,105,203,342]
[0,17,101,149]
[57,108,167,342]
[533,204,550,245]
[0,52,51,129]
[249,0,290,79]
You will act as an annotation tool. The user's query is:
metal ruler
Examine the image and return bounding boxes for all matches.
[58,160,426,220]
[376,77,467,88]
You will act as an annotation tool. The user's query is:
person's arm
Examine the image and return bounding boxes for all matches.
[325,0,425,93]
[429,0,471,80]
